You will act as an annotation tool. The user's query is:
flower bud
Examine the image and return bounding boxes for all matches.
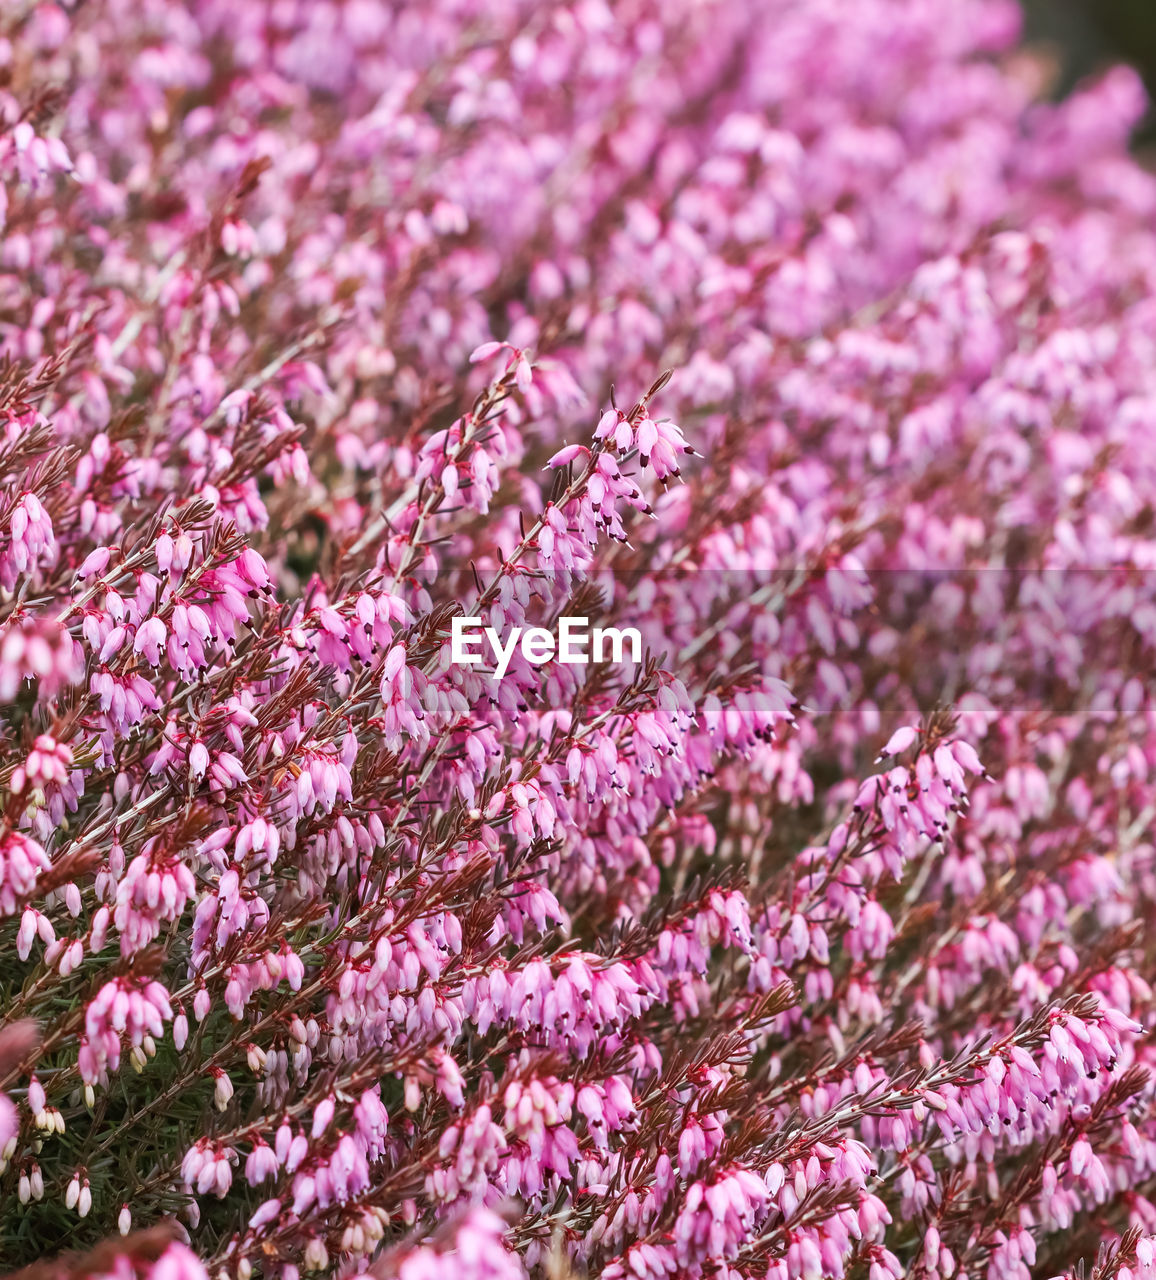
[213,1070,234,1111]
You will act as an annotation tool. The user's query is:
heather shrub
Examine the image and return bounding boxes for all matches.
[3,2,1156,1279]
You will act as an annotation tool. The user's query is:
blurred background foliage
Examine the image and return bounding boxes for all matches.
[1022,0,1156,139]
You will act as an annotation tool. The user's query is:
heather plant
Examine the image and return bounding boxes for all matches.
[4,2,1156,1279]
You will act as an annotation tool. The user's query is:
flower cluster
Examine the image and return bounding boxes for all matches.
[2,1,1156,1279]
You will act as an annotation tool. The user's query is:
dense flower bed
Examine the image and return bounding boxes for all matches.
[3,1,1156,1278]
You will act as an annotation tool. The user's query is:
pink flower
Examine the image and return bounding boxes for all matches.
[3,1,1156,1276]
